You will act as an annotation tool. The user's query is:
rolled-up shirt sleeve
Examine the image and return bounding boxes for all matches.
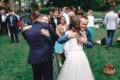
[58,34,69,44]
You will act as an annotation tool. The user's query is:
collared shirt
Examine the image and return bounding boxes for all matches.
[2,15,6,22]
[63,12,70,25]
[53,16,58,26]
[104,11,119,30]
[10,16,13,26]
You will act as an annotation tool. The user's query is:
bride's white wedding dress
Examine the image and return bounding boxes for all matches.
[57,31,95,80]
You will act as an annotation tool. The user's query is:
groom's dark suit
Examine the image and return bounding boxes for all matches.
[23,20,59,80]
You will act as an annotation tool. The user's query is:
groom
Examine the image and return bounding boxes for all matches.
[23,18,59,80]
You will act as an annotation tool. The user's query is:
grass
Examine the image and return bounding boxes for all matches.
[84,11,108,18]
[84,27,120,80]
[0,25,120,80]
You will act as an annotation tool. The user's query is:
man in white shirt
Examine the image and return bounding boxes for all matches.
[0,10,7,35]
[63,7,70,25]
[104,7,119,48]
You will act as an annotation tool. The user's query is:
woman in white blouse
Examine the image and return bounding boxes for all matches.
[87,10,95,41]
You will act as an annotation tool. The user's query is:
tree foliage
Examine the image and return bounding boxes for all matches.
[48,0,117,11]
[4,0,9,3]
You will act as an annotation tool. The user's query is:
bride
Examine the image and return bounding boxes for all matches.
[57,16,95,80]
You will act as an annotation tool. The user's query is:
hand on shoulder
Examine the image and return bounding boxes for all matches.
[41,29,50,37]
[67,31,78,39]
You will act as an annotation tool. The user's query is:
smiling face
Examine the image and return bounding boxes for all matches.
[60,16,66,24]
[41,16,49,23]
[80,18,88,31]
[53,11,59,17]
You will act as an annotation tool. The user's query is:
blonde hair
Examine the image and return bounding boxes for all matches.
[88,10,93,16]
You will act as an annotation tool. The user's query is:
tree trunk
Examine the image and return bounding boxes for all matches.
[10,0,16,11]
[18,0,21,9]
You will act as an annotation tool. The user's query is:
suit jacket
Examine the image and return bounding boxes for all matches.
[85,29,94,44]
[0,14,1,24]
[50,16,59,31]
[104,11,119,30]
[23,20,59,64]
[6,14,18,28]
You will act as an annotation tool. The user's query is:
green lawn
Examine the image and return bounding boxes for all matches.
[0,25,120,80]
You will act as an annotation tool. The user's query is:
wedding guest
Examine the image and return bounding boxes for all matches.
[58,11,63,18]
[72,7,77,14]
[0,10,7,34]
[55,16,68,67]
[78,6,81,11]
[87,10,95,41]
[23,12,59,80]
[27,13,32,25]
[80,16,95,48]
[104,7,119,48]
[61,7,66,14]
[6,10,19,43]
[28,7,32,13]
[15,11,21,31]
[77,10,84,17]
[49,11,53,17]
[20,10,25,30]
[63,7,70,25]
[68,11,75,18]
[23,15,50,32]
[50,9,59,31]
[41,15,50,24]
